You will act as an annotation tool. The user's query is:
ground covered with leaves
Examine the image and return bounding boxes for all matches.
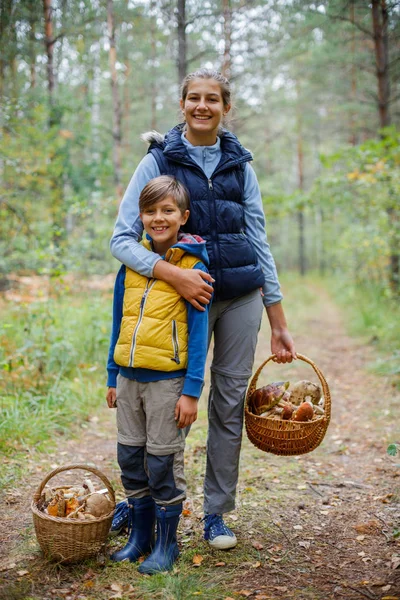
[0,279,399,600]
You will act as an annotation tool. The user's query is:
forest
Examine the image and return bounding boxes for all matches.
[1,2,400,600]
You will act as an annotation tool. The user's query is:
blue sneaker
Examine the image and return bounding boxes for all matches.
[109,500,129,537]
[203,514,237,549]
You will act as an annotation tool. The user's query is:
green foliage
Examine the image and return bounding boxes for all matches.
[0,289,112,468]
[387,443,399,457]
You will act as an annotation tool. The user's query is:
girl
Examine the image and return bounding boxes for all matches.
[110,68,296,550]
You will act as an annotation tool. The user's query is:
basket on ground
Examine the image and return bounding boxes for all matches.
[245,353,331,456]
[31,464,115,563]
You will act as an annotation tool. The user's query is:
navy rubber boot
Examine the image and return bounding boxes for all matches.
[110,496,155,562]
[138,503,182,574]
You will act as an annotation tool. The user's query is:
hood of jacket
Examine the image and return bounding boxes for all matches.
[144,231,209,268]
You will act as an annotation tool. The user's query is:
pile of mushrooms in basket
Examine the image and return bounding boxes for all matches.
[249,379,325,422]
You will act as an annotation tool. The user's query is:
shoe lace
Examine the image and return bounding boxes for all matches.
[203,513,224,534]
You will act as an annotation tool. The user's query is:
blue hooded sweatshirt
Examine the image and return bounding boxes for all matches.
[107,232,210,399]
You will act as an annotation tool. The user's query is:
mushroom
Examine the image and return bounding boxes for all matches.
[84,493,113,518]
[292,402,314,422]
[251,381,290,415]
[289,380,321,406]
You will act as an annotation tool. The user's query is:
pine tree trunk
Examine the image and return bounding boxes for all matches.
[107,0,123,201]
[42,0,54,106]
[150,0,157,130]
[371,0,391,128]
[349,0,357,145]
[222,0,231,79]
[177,0,187,83]
[296,81,306,276]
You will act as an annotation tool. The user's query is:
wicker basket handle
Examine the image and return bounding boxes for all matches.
[247,353,331,420]
[33,464,115,505]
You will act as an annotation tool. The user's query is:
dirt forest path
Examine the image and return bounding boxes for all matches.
[0,282,399,600]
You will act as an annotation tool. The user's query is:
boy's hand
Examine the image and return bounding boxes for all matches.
[106,387,117,408]
[175,394,198,429]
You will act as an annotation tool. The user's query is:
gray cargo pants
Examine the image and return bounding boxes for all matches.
[204,288,264,515]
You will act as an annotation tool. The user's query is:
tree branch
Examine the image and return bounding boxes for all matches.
[308,8,373,38]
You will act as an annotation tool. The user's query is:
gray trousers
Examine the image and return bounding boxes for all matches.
[204,288,264,515]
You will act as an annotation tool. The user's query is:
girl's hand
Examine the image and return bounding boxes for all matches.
[266,302,296,363]
[175,394,198,429]
[153,261,214,311]
[106,387,117,408]
[271,328,296,363]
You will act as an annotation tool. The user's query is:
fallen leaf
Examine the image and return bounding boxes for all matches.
[0,562,16,572]
[83,569,96,580]
[224,597,235,600]
[391,555,400,570]
[382,586,392,592]
[110,584,122,592]
[353,520,380,535]
[236,592,252,598]
[381,597,399,600]
[293,525,303,531]
[252,541,264,551]
[182,509,191,516]
[215,561,226,567]
[274,587,288,593]
[229,514,238,521]
[193,554,203,567]
[298,541,311,549]
[17,570,29,577]
[255,595,271,600]
[83,581,94,589]
[356,535,365,541]
[252,561,261,568]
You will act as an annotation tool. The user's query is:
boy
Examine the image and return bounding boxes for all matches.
[106,175,210,574]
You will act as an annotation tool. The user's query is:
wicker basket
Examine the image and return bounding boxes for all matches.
[31,464,115,563]
[245,353,331,456]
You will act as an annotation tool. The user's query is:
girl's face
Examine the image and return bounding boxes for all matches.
[180,78,231,146]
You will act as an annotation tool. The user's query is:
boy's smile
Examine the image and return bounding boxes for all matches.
[140,196,189,255]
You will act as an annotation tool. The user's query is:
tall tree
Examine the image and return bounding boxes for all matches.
[177,0,187,82]
[371,0,391,128]
[107,0,123,201]
[42,0,55,108]
[222,0,232,78]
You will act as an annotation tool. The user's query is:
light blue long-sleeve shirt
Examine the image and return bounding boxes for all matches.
[110,133,283,306]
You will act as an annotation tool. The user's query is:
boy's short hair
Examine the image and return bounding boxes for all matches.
[139,175,190,214]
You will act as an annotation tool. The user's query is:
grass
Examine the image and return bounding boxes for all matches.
[321,274,400,385]
[0,288,113,487]
[1,271,398,599]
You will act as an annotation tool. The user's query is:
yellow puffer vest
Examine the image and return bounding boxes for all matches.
[114,242,201,371]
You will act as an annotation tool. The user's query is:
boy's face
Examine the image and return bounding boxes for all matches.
[140,196,189,254]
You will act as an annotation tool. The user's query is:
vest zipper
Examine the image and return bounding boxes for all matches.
[171,320,180,364]
[128,279,157,367]
[208,179,213,190]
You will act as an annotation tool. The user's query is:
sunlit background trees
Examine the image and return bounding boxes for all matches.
[1,0,399,296]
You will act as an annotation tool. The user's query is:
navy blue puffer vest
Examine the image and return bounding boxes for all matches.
[148,125,265,302]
